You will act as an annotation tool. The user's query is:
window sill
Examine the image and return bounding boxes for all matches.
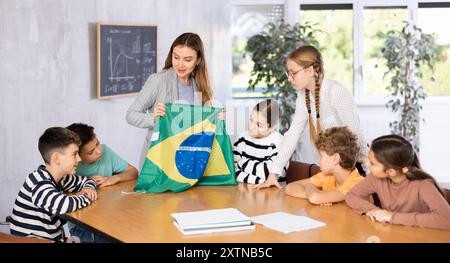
[356,96,450,107]
[230,96,450,106]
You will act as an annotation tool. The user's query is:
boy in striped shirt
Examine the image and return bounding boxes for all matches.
[9,127,97,242]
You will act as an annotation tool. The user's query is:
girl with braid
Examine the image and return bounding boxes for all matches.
[255,45,369,190]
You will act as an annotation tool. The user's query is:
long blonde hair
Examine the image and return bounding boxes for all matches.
[288,45,324,144]
[163,32,212,104]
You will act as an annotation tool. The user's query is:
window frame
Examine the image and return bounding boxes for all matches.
[230,1,287,99]
[231,0,450,104]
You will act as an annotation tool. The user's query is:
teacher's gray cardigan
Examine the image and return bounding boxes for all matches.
[126,67,201,169]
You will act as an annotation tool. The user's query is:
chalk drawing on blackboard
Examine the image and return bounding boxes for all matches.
[132,35,141,54]
[107,37,136,82]
[97,23,157,99]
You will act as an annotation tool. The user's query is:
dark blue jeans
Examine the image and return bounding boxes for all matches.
[69,225,110,243]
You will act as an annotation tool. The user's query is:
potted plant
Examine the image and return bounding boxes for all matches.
[378,22,439,150]
[244,22,319,132]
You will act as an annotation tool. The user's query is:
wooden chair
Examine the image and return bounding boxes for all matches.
[0,216,53,243]
[437,183,450,205]
[444,187,450,205]
[285,161,321,184]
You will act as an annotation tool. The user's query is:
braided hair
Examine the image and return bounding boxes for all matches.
[288,45,324,144]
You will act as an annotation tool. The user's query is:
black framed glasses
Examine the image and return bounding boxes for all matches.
[285,64,313,79]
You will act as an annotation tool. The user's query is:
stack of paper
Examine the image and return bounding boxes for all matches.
[250,212,325,234]
[171,208,256,235]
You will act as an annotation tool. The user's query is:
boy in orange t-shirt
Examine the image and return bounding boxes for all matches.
[285,127,364,206]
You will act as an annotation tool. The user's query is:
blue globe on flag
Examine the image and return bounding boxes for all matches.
[175,132,214,179]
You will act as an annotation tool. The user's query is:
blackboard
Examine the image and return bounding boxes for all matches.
[97,23,157,98]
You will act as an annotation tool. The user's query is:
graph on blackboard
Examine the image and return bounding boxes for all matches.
[98,24,157,98]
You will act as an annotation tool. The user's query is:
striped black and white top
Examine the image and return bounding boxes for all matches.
[10,165,96,242]
[233,131,286,184]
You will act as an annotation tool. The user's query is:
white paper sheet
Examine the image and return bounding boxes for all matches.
[250,212,326,234]
[251,212,299,224]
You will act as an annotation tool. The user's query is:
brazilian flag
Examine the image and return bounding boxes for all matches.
[134,103,236,193]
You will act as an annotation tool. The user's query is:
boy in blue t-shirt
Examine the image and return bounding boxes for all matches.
[66,123,138,242]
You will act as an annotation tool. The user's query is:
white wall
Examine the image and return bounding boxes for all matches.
[357,103,450,184]
[0,0,231,227]
[420,102,450,183]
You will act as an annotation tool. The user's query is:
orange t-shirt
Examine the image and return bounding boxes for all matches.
[309,169,364,195]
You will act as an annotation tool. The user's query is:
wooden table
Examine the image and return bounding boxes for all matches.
[61,180,450,243]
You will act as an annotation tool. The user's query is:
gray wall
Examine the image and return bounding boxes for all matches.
[0,0,231,226]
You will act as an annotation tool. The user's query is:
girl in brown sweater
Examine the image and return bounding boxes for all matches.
[345,134,450,230]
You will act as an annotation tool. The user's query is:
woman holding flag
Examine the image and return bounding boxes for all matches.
[126,32,218,169]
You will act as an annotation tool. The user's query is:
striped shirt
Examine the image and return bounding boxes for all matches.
[233,131,286,184]
[10,165,96,242]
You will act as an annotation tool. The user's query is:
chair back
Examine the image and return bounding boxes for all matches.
[286,161,321,184]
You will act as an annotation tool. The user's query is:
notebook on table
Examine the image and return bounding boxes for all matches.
[171,208,255,235]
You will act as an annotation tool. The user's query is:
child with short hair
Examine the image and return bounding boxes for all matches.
[233,99,286,184]
[9,127,97,242]
[66,123,138,187]
[66,123,138,242]
[285,126,364,206]
[345,134,450,230]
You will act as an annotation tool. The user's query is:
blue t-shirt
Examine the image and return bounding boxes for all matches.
[177,79,195,105]
[76,144,128,177]
[69,144,128,231]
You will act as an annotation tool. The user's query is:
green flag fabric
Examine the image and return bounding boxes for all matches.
[134,103,236,193]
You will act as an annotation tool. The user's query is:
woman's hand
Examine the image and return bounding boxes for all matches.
[252,173,281,190]
[152,103,166,118]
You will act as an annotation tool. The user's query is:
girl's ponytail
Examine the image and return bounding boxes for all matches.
[406,152,445,197]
